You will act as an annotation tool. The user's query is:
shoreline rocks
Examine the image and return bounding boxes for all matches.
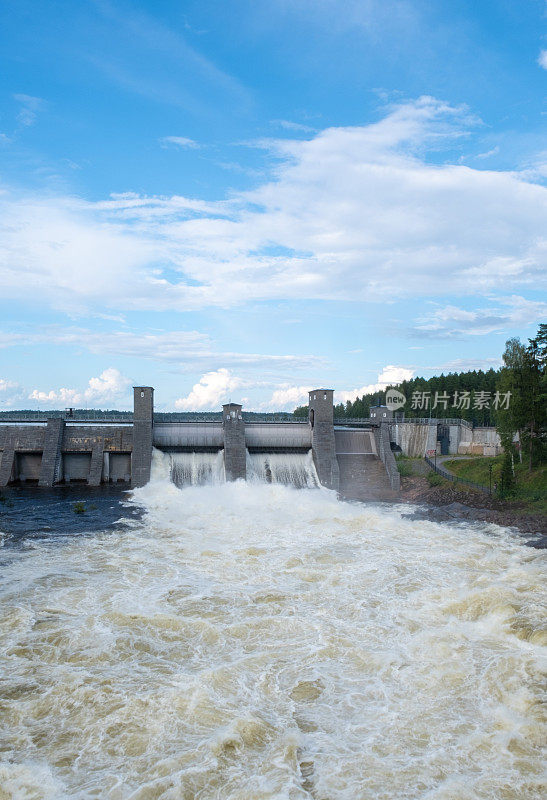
[399,476,547,545]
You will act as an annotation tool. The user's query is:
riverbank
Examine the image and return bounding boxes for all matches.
[444,455,547,515]
[400,475,547,544]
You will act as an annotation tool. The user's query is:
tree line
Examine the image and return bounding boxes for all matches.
[294,368,500,425]
[295,323,546,475]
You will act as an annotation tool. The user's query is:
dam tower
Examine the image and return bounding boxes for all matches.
[223,402,246,480]
[132,386,154,487]
[308,389,339,491]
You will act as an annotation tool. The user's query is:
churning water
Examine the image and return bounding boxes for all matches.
[165,451,225,488]
[0,453,545,799]
[246,451,319,489]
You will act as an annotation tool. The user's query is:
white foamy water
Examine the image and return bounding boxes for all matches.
[165,450,225,488]
[247,451,319,489]
[0,456,545,799]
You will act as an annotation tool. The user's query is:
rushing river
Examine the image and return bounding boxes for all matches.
[0,456,545,799]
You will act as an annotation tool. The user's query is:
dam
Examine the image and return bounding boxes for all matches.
[0,387,401,500]
[1,385,499,498]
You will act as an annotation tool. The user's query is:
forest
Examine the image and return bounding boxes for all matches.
[295,324,546,474]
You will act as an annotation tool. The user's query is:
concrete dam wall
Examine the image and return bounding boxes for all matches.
[0,387,402,501]
[389,420,502,457]
[1,385,500,498]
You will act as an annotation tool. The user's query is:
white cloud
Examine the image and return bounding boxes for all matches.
[271,119,316,133]
[538,50,547,70]
[264,365,415,410]
[475,146,499,160]
[0,325,320,374]
[412,295,547,338]
[266,384,312,409]
[1,97,546,314]
[0,379,24,409]
[13,94,46,127]
[0,379,19,392]
[160,136,200,149]
[174,368,241,410]
[335,365,415,404]
[29,368,131,408]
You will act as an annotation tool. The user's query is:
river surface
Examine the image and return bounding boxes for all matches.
[0,460,545,799]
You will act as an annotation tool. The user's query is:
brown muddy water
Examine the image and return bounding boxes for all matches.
[0,453,545,799]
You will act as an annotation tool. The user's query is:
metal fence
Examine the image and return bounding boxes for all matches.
[0,411,133,423]
[424,455,491,495]
[334,417,475,427]
[0,412,303,424]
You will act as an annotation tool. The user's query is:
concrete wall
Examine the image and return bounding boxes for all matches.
[458,427,503,456]
[63,425,133,452]
[390,422,437,457]
[390,420,504,458]
[448,424,463,455]
[0,422,135,487]
[1,424,47,486]
[0,424,47,451]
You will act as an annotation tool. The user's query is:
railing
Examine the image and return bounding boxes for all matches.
[391,418,473,427]
[424,455,491,494]
[244,418,308,423]
[335,417,474,428]
[0,411,308,425]
[334,418,374,426]
[0,412,133,423]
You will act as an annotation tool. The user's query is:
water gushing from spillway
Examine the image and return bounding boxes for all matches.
[157,448,319,489]
[0,454,545,799]
[246,450,319,488]
[161,449,226,487]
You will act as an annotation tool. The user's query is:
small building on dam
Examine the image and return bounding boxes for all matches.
[0,386,500,500]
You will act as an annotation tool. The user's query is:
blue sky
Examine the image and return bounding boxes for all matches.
[0,0,546,411]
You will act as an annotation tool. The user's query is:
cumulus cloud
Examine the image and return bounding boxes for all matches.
[174,368,241,410]
[412,295,547,338]
[538,50,547,70]
[159,136,200,149]
[266,384,313,409]
[263,365,415,410]
[0,97,545,314]
[29,368,131,408]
